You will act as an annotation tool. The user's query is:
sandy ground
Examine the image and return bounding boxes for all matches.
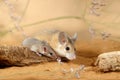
[0,62,120,80]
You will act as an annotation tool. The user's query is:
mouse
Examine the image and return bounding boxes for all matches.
[22,37,58,60]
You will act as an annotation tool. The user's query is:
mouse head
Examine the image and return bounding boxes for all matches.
[40,42,58,60]
[56,32,77,60]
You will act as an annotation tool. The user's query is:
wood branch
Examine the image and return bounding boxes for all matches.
[0,45,55,67]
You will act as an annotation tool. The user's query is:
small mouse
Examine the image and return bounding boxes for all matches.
[22,37,58,60]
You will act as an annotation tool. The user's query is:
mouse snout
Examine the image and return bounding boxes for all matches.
[66,53,76,60]
[48,52,58,60]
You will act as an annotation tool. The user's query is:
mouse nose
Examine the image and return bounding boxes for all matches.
[66,53,76,60]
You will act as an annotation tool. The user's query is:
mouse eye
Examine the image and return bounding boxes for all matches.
[66,47,70,51]
[50,53,53,55]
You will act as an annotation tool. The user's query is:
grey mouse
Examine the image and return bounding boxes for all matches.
[22,37,58,59]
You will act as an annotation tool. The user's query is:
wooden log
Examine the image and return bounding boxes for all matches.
[0,45,55,67]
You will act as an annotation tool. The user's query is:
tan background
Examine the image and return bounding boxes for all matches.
[0,0,120,43]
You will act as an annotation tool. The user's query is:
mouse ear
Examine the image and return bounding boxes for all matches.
[59,32,68,44]
[71,33,77,43]
[42,46,47,53]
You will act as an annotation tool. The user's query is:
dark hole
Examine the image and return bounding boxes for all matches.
[74,48,76,51]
